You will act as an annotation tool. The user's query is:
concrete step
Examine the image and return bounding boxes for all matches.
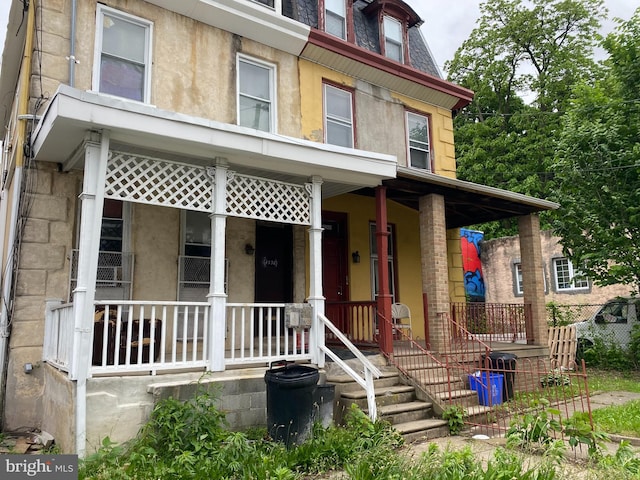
[434,389,479,407]
[341,384,416,409]
[327,370,399,393]
[377,400,434,425]
[394,418,450,444]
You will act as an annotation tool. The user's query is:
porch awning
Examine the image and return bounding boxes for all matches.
[359,167,559,229]
[29,86,397,198]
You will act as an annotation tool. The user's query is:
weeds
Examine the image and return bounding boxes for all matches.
[442,405,466,435]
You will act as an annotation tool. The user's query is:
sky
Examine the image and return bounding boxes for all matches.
[0,1,637,82]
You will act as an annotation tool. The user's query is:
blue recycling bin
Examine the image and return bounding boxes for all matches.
[469,372,503,406]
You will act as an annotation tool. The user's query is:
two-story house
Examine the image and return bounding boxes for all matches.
[0,0,556,454]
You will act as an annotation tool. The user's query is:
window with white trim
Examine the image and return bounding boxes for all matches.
[325,0,346,39]
[324,84,354,148]
[383,16,403,62]
[553,258,589,291]
[237,56,276,133]
[94,5,153,102]
[514,262,548,295]
[407,111,431,170]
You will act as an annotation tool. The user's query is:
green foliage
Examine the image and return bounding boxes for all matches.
[590,400,640,438]
[447,0,606,237]
[552,10,640,293]
[563,412,609,458]
[587,369,640,393]
[580,335,635,370]
[506,406,564,453]
[442,405,466,435]
[79,393,405,480]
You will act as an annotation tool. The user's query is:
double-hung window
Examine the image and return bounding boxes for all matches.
[383,16,403,62]
[553,258,589,292]
[324,84,354,148]
[407,112,431,170]
[238,56,276,133]
[325,0,346,39]
[94,5,153,103]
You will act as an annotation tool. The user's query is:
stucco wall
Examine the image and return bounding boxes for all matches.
[41,365,76,454]
[298,60,456,177]
[35,0,302,136]
[482,230,633,305]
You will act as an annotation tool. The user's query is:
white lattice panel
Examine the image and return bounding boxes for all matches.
[105,151,213,212]
[227,173,311,225]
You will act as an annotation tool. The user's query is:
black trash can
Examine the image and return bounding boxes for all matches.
[482,352,518,401]
[264,363,319,447]
[314,383,335,429]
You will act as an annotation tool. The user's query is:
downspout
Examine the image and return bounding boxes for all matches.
[69,0,77,87]
[0,0,36,424]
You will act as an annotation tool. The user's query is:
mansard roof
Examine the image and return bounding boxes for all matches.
[286,0,440,78]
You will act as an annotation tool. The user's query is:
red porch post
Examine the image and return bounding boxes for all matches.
[375,186,393,355]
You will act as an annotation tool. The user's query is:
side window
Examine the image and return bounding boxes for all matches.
[325,0,346,39]
[383,16,403,62]
[323,84,354,148]
[553,257,589,292]
[406,111,431,171]
[94,5,153,102]
[514,261,548,296]
[237,56,276,133]
[70,199,133,301]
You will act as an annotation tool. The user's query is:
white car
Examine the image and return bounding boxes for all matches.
[575,297,640,351]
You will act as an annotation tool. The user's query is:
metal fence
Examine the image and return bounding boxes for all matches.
[547,301,638,349]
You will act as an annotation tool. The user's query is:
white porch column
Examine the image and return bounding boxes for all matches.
[306,176,325,367]
[71,131,110,457]
[207,160,229,372]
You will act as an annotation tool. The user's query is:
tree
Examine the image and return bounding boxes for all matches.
[552,9,640,292]
[446,0,606,237]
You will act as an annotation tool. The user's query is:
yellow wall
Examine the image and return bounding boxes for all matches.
[322,194,426,339]
[299,59,457,177]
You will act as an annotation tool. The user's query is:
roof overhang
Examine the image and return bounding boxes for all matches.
[30,86,397,197]
[143,0,310,55]
[302,30,473,111]
[361,167,559,229]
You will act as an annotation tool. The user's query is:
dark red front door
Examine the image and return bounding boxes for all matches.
[322,212,349,303]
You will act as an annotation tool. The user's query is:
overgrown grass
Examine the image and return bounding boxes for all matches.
[590,400,640,437]
[587,369,640,394]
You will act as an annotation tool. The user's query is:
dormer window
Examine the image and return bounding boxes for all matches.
[383,16,403,62]
[325,0,347,39]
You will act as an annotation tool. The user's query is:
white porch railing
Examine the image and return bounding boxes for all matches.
[43,301,75,371]
[225,303,312,365]
[43,300,314,376]
[319,313,381,421]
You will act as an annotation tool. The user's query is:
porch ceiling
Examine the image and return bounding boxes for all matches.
[357,167,559,229]
[30,86,396,198]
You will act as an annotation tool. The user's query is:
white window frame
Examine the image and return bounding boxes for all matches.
[406,111,431,171]
[325,0,347,39]
[383,16,403,63]
[514,262,548,295]
[553,258,589,292]
[93,5,153,103]
[323,83,354,148]
[251,0,281,11]
[237,55,277,133]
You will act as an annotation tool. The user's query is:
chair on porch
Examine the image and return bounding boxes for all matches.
[391,303,413,339]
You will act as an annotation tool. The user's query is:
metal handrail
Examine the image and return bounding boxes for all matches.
[319,313,381,421]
